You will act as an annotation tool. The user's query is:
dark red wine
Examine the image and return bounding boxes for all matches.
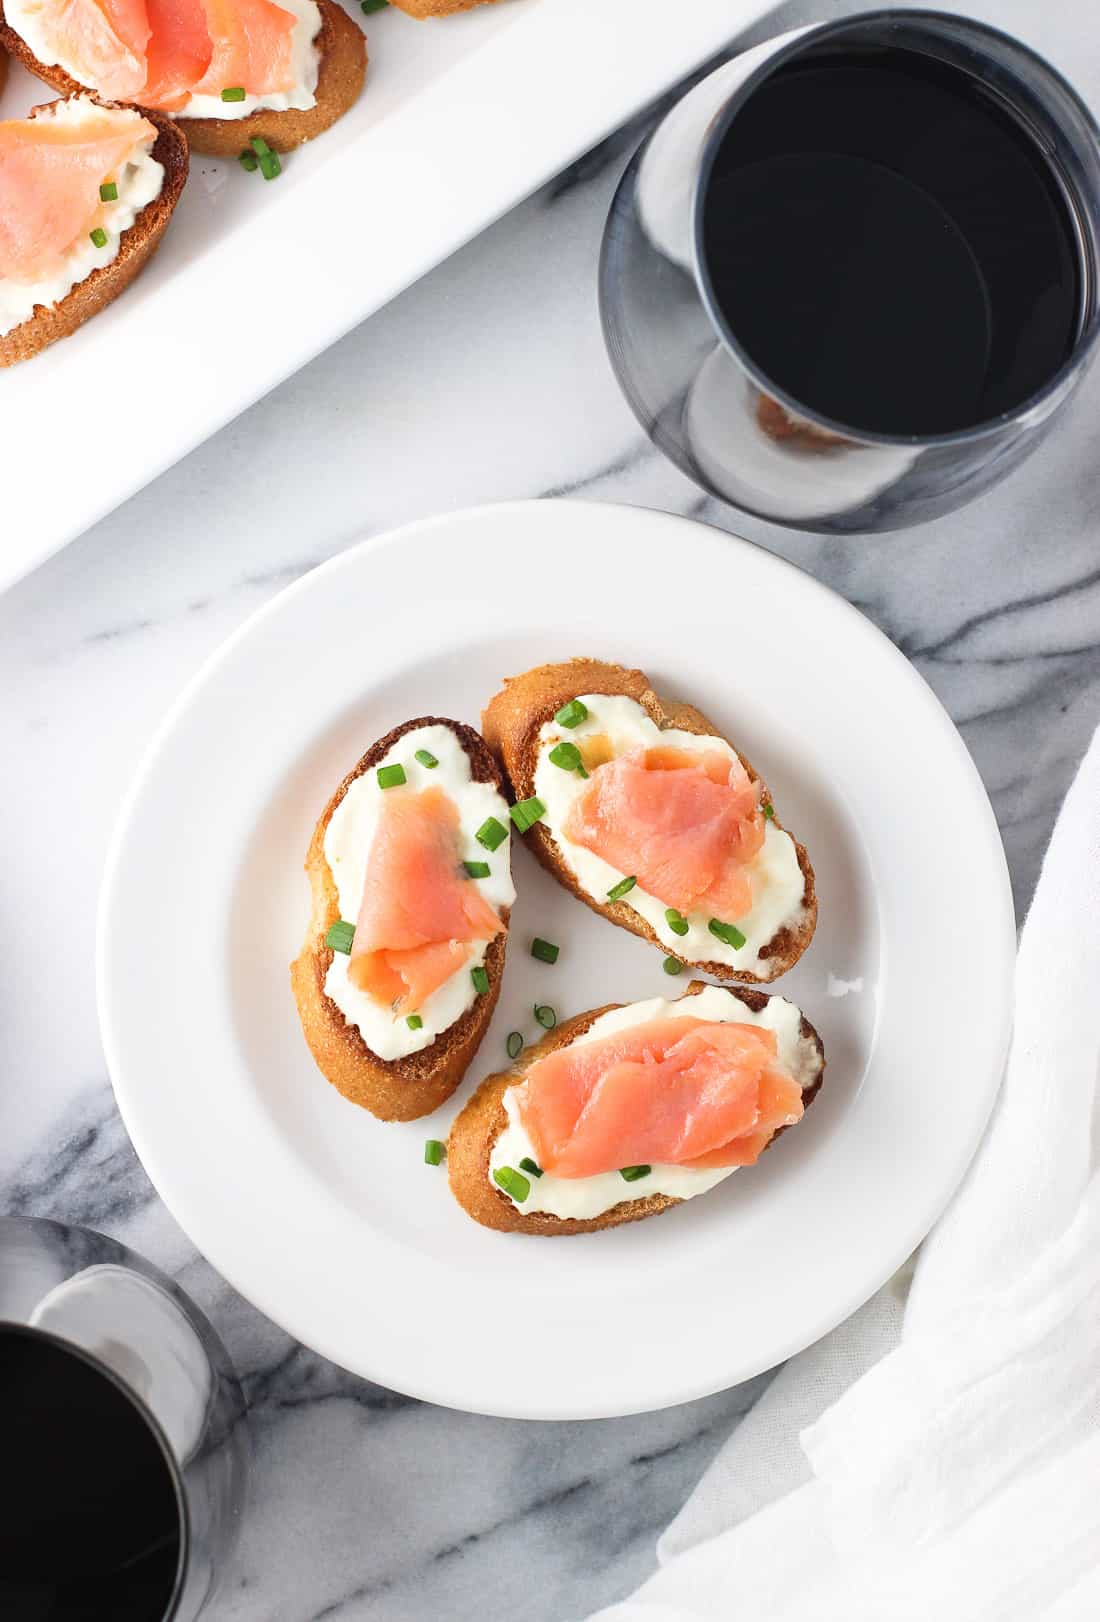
[702,45,1083,436]
[0,1327,183,1620]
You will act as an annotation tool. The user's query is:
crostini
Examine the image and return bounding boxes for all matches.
[0,0,366,156]
[390,0,509,16]
[0,96,187,368]
[448,980,825,1235]
[482,658,817,984]
[291,717,515,1123]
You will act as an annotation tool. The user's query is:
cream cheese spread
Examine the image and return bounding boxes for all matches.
[322,723,515,1063]
[532,694,806,976]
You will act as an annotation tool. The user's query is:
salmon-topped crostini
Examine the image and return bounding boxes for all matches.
[448,981,825,1235]
[482,658,817,984]
[291,718,515,1123]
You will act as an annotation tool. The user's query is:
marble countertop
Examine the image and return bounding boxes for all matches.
[3,0,1100,1616]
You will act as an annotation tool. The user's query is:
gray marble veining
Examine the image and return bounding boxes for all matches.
[2,0,1100,1617]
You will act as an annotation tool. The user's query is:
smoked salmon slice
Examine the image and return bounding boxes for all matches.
[0,103,156,283]
[514,1016,803,1178]
[348,785,505,1014]
[190,0,296,99]
[140,0,213,109]
[20,0,151,101]
[563,745,764,923]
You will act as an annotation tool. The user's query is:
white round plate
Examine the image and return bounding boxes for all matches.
[98,501,1015,1420]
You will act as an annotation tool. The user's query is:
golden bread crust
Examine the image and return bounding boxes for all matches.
[481,658,817,984]
[447,980,825,1234]
[290,717,510,1123]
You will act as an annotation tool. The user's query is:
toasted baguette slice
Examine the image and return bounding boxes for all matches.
[448,980,825,1236]
[0,0,365,155]
[0,105,187,369]
[482,658,817,984]
[291,717,510,1123]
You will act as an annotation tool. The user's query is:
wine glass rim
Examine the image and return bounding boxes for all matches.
[691,6,1100,449]
[0,1320,191,1622]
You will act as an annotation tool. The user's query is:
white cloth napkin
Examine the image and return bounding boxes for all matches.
[591,723,1100,1622]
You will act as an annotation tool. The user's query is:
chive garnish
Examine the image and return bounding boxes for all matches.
[510,796,546,833]
[762,802,775,820]
[531,937,559,964]
[238,149,258,171]
[376,763,406,789]
[406,1014,423,1030]
[534,1004,556,1030]
[709,918,747,950]
[99,181,118,202]
[506,1030,524,1061]
[463,859,491,879]
[607,875,637,901]
[250,136,272,156]
[361,0,388,11]
[548,741,587,777]
[89,227,108,248]
[493,1166,530,1202]
[665,908,690,937]
[555,699,588,728]
[471,966,490,996]
[221,86,246,101]
[662,956,684,975]
[415,748,438,768]
[619,1165,651,1182]
[424,1139,444,1166]
[519,1156,543,1179]
[259,151,282,181]
[325,920,355,954]
[476,816,508,851]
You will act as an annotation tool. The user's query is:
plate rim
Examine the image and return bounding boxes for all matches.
[97,498,1016,1418]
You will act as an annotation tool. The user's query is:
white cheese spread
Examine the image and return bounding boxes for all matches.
[0,98,164,340]
[532,694,806,976]
[322,723,515,1063]
[489,985,821,1220]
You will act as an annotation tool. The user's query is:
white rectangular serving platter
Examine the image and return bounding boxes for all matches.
[0,0,776,591]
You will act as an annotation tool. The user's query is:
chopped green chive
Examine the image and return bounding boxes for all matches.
[709,918,747,950]
[519,1157,543,1179]
[463,859,491,879]
[471,966,490,996]
[376,763,406,789]
[414,748,438,769]
[221,85,246,101]
[361,0,388,11]
[762,802,775,820]
[476,815,508,851]
[506,1030,524,1061]
[259,151,282,181]
[406,1014,423,1030]
[99,181,118,202]
[607,875,637,902]
[238,149,259,172]
[325,920,355,954]
[424,1139,444,1166]
[534,1004,556,1030]
[249,136,272,156]
[531,937,559,964]
[493,1166,530,1202]
[620,1165,651,1182]
[548,741,587,777]
[662,956,684,975]
[665,908,690,937]
[510,796,546,833]
[555,699,588,728]
[89,227,108,248]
